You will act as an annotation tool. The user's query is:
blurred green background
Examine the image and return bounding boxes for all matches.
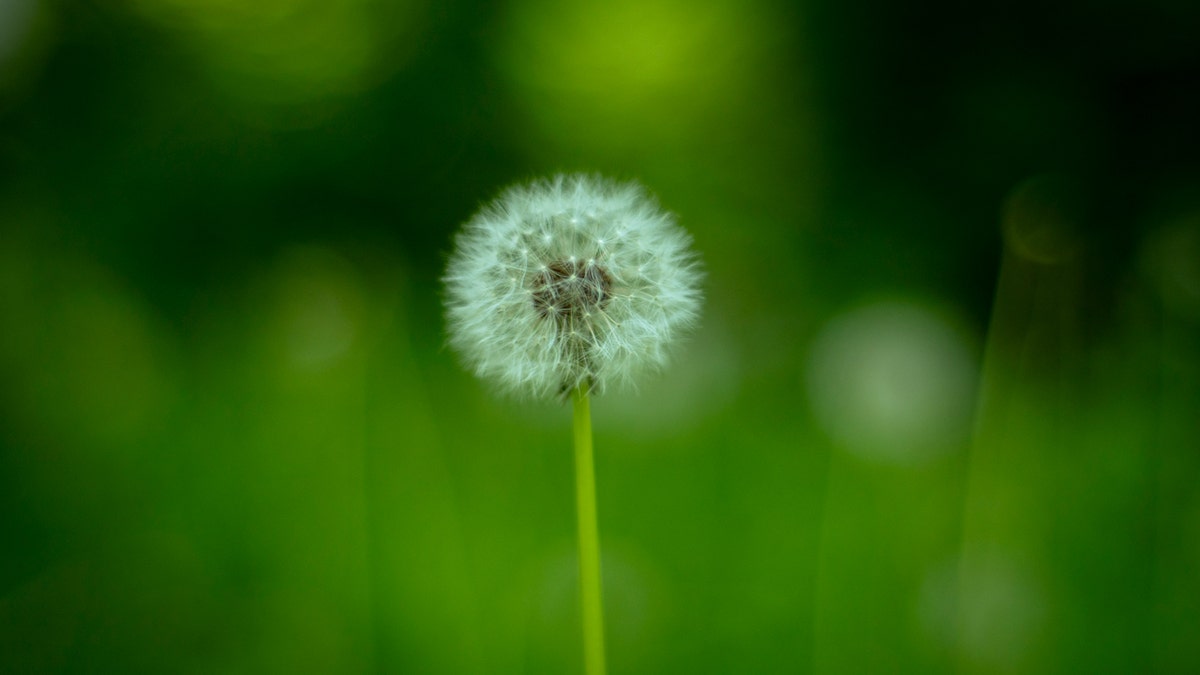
[2,0,1198,673]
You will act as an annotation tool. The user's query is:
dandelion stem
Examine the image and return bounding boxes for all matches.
[572,384,607,675]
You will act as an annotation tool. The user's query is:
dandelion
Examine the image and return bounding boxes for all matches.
[444,173,702,399]
[443,174,702,675]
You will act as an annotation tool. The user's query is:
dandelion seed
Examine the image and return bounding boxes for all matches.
[444,173,702,399]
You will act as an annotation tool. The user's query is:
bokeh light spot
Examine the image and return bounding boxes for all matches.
[1002,174,1083,265]
[805,300,978,464]
[128,0,423,108]
[596,315,740,440]
[262,246,365,373]
[918,553,1046,669]
[520,544,664,670]
[1140,212,1200,320]
[495,0,783,154]
[0,0,39,69]
[0,235,175,449]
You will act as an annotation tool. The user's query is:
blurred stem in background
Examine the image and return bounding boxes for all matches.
[956,219,1083,672]
[572,384,607,675]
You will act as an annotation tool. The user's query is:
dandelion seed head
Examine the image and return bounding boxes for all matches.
[444,174,703,399]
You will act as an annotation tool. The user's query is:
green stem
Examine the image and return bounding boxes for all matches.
[572,384,607,675]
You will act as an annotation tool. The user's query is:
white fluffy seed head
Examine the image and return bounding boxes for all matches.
[444,174,703,399]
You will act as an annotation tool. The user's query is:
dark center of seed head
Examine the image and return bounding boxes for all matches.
[532,259,612,322]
